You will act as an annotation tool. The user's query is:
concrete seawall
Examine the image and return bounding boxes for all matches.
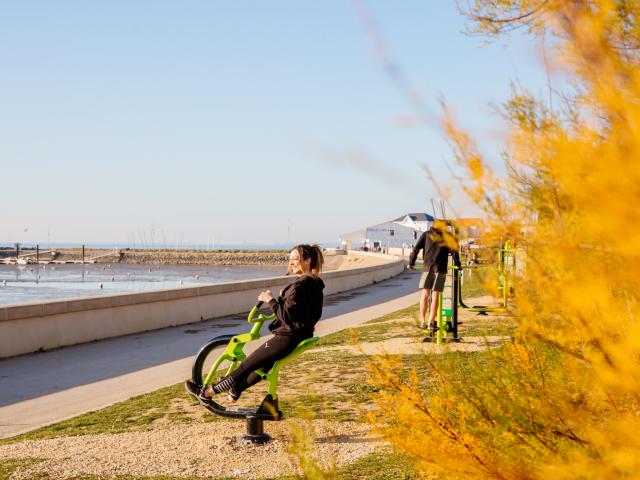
[0,251,404,358]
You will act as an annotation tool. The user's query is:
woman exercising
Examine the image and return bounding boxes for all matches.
[199,244,324,402]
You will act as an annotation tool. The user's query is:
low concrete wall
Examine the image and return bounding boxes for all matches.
[0,252,405,358]
[388,247,412,258]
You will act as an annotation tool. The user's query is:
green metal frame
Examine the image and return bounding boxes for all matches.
[201,305,319,400]
[435,267,456,345]
[202,305,271,386]
[456,239,515,313]
[266,337,319,398]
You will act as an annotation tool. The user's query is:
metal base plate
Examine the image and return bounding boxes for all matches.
[238,433,272,445]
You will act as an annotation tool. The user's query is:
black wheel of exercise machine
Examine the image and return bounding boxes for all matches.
[191,334,235,385]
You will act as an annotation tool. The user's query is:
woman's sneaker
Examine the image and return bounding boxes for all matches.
[227,387,241,402]
[185,380,212,405]
[185,380,200,398]
[199,385,215,402]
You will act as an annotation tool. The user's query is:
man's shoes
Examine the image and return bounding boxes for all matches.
[421,325,441,343]
[428,324,439,339]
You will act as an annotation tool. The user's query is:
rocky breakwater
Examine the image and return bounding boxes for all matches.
[45,248,289,266]
[119,250,289,266]
[42,248,347,268]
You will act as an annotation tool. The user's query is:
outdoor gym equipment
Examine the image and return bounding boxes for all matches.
[185,301,319,444]
[417,240,516,345]
[455,240,515,314]
[411,261,461,345]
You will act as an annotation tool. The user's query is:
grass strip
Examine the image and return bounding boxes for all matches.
[0,457,44,480]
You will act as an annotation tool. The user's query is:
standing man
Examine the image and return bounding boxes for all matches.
[408,221,452,332]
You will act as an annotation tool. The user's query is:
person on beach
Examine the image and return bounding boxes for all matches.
[408,221,452,333]
[196,244,324,402]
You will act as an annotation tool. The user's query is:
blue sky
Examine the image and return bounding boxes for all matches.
[1,1,548,246]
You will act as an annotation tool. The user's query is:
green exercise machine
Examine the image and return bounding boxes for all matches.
[455,239,515,315]
[412,232,515,344]
[186,301,319,444]
[412,257,462,345]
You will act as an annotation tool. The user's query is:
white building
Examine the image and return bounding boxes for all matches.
[339,213,435,251]
[393,213,434,233]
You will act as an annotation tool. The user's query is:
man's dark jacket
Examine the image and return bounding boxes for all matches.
[409,227,450,273]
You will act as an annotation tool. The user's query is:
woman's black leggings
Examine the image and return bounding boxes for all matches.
[229,333,307,393]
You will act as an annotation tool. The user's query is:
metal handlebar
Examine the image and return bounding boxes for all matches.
[247,301,275,324]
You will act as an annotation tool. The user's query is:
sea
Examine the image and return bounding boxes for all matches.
[0,242,340,306]
[0,263,286,306]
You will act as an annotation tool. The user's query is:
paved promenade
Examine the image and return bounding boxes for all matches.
[0,270,420,439]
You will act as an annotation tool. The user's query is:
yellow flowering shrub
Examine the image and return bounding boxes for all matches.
[368,2,640,478]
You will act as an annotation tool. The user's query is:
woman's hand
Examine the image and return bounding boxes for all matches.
[258,290,274,303]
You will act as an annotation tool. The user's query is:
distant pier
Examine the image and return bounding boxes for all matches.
[0,244,115,265]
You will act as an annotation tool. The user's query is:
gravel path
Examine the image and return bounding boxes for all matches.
[1,420,383,479]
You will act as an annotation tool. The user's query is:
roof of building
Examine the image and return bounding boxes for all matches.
[393,213,435,222]
[366,221,417,232]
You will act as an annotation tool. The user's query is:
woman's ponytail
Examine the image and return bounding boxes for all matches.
[292,244,324,278]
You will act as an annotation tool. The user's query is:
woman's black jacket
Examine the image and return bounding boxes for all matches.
[267,274,324,338]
